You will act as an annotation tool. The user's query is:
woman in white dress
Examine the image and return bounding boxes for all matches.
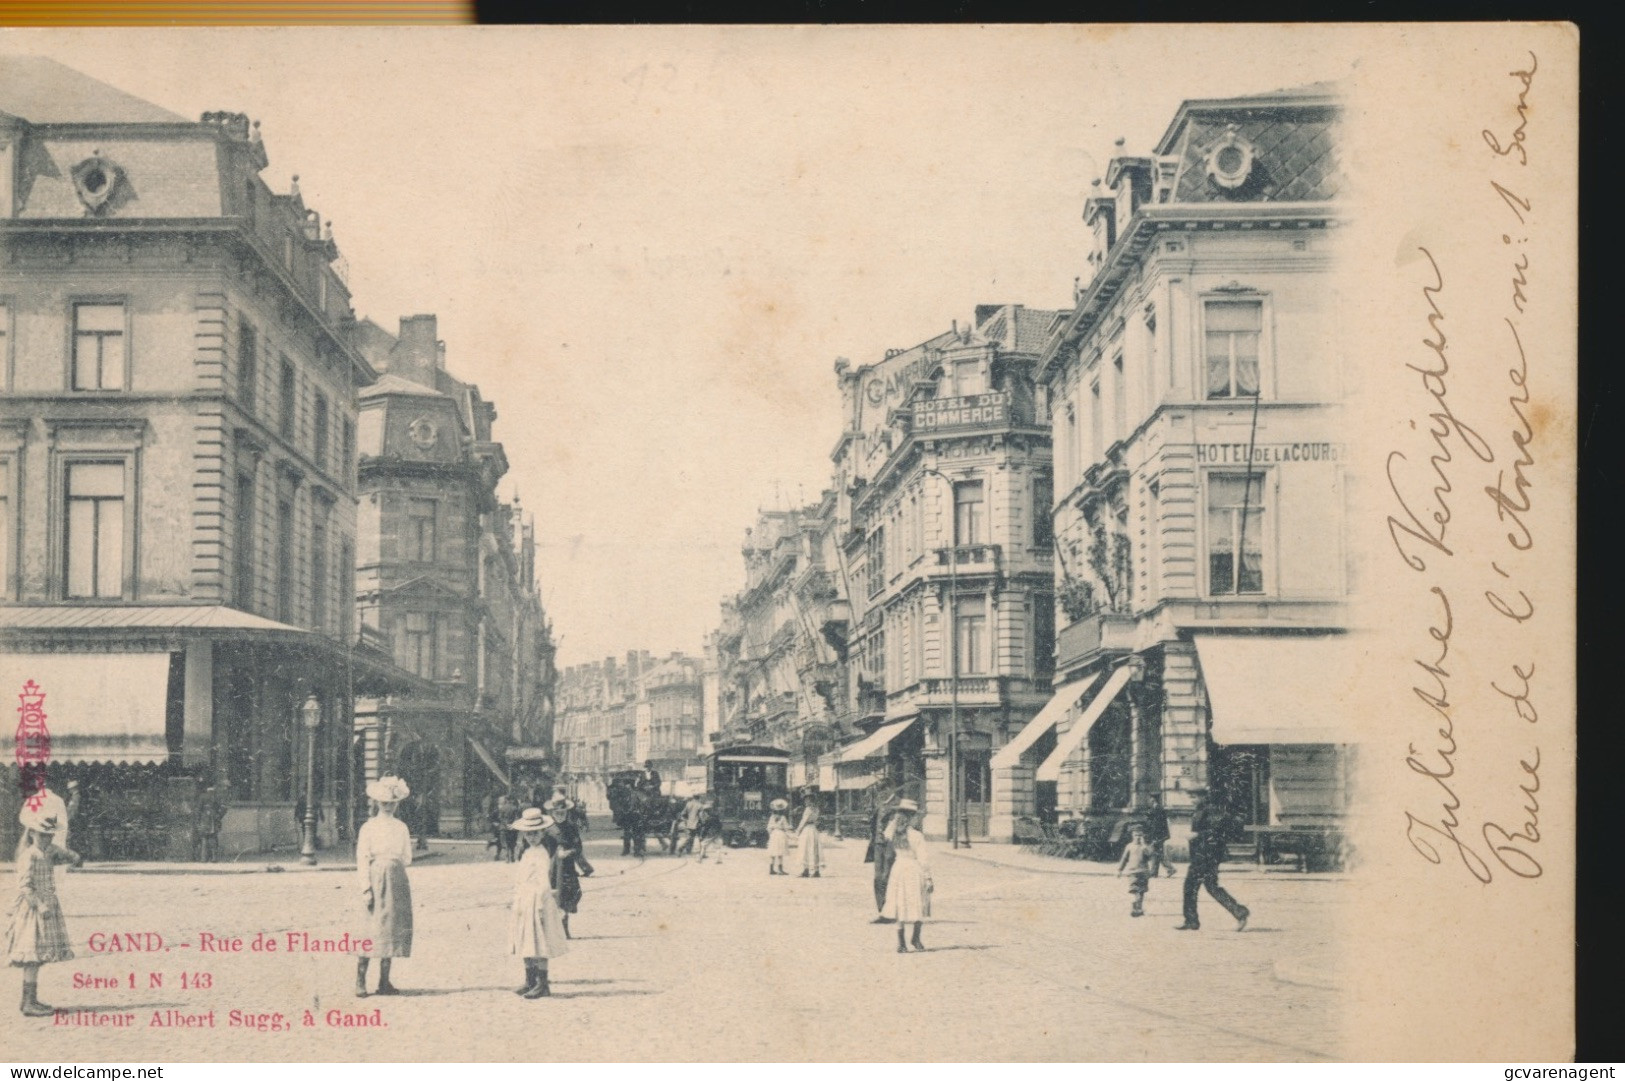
[765,798,791,876]
[355,777,413,997]
[879,800,932,952]
[796,793,822,878]
[509,807,569,999]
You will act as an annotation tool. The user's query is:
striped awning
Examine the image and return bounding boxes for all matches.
[1036,665,1136,782]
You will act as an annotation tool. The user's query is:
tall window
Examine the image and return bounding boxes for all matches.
[1031,597,1055,676]
[1207,473,1267,595]
[955,596,988,675]
[0,303,10,391]
[404,611,436,678]
[1205,298,1262,399]
[338,539,353,635]
[954,358,985,397]
[1111,351,1126,442]
[238,320,258,413]
[407,498,437,562]
[1032,476,1054,546]
[865,527,885,597]
[72,302,125,391]
[310,509,329,634]
[279,359,296,440]
[1089,379,1102,461]
[954,479,985,547]
[276,497,294,623]
[64,462,124,598]
[313,394,329,468]
[340,418,354,479]
[234,473,256,609]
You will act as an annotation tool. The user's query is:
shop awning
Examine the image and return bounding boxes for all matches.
[818,756,884,789]
[467,737,510,788]
[990,673,1102,770]
[1036,664,1136,782]
[1194,634,1352,745]
[0,652,172,763]
[819,718,914,768]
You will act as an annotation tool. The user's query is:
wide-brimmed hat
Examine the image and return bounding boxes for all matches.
[511,807,554,832]
[896,799,919,813]
[770,798,788,811]
[366,777,410,804]
[21,808,62,835]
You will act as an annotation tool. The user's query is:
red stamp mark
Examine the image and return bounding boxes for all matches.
[15,680,50,811]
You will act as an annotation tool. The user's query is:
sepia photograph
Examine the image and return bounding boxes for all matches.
[0,24,1577,1063]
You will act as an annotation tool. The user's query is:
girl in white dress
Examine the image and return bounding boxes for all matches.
[354,777,413,997]
[509,807,569,999]
[879,801,932,952]
[765,799,791,876]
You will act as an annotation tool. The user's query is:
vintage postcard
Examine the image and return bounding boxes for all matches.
[0,24,1577,1063]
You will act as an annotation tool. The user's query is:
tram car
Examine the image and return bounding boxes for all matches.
[705,744,791,847]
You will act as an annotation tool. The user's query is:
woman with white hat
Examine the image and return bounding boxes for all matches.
[795,789,822,878]
[509,807,569,999]
[879,799,933,952]
[765,798,792,876]
[6,808,82,1016]
[354,776,413,997]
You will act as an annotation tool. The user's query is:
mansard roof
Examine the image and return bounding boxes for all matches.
[0,57,188,125]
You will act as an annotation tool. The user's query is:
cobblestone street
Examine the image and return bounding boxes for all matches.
[4,823,1345,1062]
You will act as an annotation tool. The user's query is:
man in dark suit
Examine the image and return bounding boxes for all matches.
[637,760,662,794]
[868,794,898,922]
[1176,789,1250,931]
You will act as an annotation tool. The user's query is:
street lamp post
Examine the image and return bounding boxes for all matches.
[920,466,965,849]
[299,694,321,866]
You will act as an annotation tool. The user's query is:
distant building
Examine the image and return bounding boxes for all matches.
[830,305,1063,841]
[715,497,849,793]
[1027,85,1352,859]
[351,313,555,836]
[0,60,411,857]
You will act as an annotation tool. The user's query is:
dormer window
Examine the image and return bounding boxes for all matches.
[953,359,985,397]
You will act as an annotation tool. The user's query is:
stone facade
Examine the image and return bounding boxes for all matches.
[352,313,555,837]
[0,60,387,857]
[1031,85,1353,860]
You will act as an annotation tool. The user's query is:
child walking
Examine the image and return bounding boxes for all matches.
[6,810,82,1017]
[509,807,569,999]
[766,799,791,876]
[1117,823,1158,917]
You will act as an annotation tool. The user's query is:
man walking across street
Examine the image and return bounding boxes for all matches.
[1176,789,1249,931]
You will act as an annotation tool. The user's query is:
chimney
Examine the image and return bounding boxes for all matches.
[394,314,439,379]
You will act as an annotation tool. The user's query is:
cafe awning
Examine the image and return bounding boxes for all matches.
[1195,634,1352,745]
[1036,664,1136,782]
[819,718,914,768]
[467,737,511,788]
[0,652,172,764]
[990,673,1101,770]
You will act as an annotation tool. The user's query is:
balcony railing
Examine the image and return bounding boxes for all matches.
[1055,613,1136,670]
[933,544,1002,575]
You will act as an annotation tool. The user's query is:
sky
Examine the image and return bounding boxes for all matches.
[2,26,1355,666]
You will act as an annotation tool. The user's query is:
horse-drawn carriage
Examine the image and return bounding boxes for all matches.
[606,770,682,856]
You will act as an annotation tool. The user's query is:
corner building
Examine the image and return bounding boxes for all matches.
[351,314,555,837]
[832,304,1062,842]
[0,61,397,856]
[1017,85,1354,861]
